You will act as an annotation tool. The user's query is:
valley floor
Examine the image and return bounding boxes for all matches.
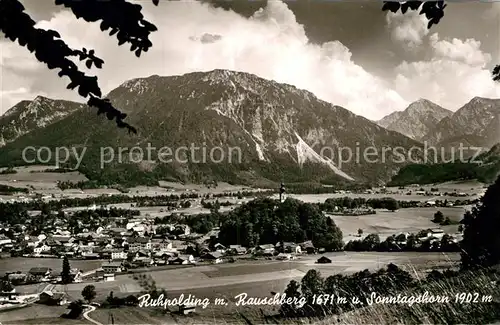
[1,252,459,324]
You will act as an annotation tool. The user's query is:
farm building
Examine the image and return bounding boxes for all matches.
[229,245,247,255]
[0,292,19,302]
[256,244,275,256]
[179,303,196,315]
[101,261,123,273]
[202,252,223,264]
[276,253,293,260]
[39,291,69,305]
[27,267,51,282]
[280,242,302,254]
[213,243,227,252]
[316,256,332,264]
[7,272,27,285]
[430,228,445,239]
[168,255,195,265]
[300,241,316,254]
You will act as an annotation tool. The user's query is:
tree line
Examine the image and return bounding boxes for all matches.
[218,198,343,250]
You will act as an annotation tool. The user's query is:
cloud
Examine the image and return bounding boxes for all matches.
[189,33,222,44]
[0,40,51,111]
[392,32,500,110]
[429,33,491,67]
[1,0,499,121]
[387,8,500,110]
[385,7,429,49]
[0,1,408,119]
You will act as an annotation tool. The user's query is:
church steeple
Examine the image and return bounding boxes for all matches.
[279,182,285,202]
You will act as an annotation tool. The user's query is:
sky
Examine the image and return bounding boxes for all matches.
[1,0,500,120]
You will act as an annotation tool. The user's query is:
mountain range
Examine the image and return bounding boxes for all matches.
[0,96,84,147]
[422,97,500,149]
[377,99,453,141]
[1,69,499,187]
[377,97,500,150]
[0,69,422,187]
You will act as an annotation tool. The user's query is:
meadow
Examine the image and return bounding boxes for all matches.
[0,252,461,324]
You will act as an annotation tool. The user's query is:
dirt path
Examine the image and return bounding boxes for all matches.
[83,305,102,325]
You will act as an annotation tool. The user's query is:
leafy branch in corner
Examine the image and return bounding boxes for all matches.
[382,1,500,82]
[0,0,161,134]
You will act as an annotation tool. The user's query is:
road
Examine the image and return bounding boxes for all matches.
[83,305,102,325]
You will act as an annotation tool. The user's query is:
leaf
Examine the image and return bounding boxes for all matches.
[152,0,159,5]
[382,1,400,13]
[99,21,109,31]
[408,1,422,10]
[94,59,104,69]
[85,60,92,69]
[492,65,500,76]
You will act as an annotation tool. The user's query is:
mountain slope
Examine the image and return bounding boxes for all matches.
[0,70,423,186]
[423,97,500,149]
[0,96,84,147]
[377,99,452,141]
[388,142,500,186]
[377,111,402,129]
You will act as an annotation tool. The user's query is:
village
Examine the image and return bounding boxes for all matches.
[0,177,481,324]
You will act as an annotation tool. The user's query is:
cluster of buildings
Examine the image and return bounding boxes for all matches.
[2,266,83,286]
[384,228,463,248]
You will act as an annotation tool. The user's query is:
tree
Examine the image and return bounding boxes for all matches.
[417,229,430,238]
[395,233,407,243]
[279,280,302,316]
[461,176,500,269]
[125,295,139,306]
[385,198,399,212]
[82,285,96,304]
[301,269,323,304]
[106,291,115,306]
[362,233,381,251]
[441,216,452,226]
[433,211,444,224]
[0,0,163,134]
[357,228,363,237]
[135,273,167,300]
[405,234,418,250]
[0,280,14,293]
[64,300,84,319]
[382,1,500,81]
[61,255,72,284]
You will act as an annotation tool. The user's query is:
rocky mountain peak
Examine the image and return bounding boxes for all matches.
[0,97,84,147]
[377,99,452,141]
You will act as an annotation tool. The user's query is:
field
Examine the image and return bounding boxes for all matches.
[12,252,459,297]
[0,252,460,324]
[0,257,103,275]
[0,165,87,189]
[332,206,467,242]
[0,166,259,203]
